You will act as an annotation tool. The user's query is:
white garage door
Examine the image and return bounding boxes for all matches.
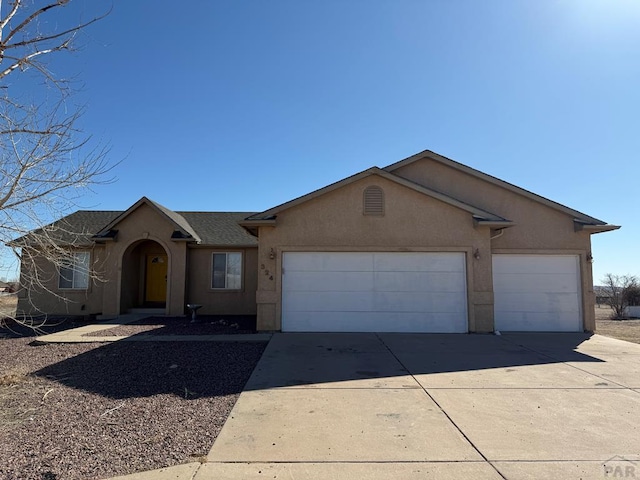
[492,255,582,332]
[282,252,467,333]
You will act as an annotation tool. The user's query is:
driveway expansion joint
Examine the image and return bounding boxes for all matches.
[374,333,509,480]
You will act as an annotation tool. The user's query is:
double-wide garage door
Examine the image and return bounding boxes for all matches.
[492,255,582,332]
[282,252,467,333]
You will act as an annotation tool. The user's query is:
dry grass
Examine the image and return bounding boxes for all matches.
[0,369,34,435]
[0,294,17,319]
[0,372,27,387]
[595,305,640,344]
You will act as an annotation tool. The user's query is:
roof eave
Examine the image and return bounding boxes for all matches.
[238,219,277,238]
[574,221,621,234]
[473,218,517,229]
[187,243,258,249]
[238,219,277,227]
[91,229,119,243]
[171,237,199,243]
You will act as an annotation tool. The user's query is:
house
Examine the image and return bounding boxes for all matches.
[13,149,619,333]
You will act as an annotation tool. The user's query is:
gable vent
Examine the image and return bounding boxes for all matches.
[363,186,384,216]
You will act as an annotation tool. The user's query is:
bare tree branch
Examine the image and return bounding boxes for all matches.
[0,1,113,328]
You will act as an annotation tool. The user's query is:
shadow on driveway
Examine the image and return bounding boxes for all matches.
[244,332,605,390]
[31,331,610,397]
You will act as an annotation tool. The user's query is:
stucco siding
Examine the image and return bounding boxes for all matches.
[392,158,592,250]
[16,245,107,317]
[100,202,189,316]
[255,174,494,332]
[186,247,258,315]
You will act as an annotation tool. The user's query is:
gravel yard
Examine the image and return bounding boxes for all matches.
[83,316,256,337]
[0,325,266,480]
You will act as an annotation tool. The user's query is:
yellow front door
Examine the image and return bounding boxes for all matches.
[145,254,167,303]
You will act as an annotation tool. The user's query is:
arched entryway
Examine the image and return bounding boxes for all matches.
[120,240,169,312]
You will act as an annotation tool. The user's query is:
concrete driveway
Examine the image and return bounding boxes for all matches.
[199,332,640,479]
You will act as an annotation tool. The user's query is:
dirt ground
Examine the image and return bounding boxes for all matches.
[595,305,640,344]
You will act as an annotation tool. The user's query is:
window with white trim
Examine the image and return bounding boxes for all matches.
[211,252,242,289]
[59,251,90,289]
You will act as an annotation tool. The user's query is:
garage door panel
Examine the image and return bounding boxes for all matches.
[494,312,581,332]
[374,271,464,292]
[284,252,372,272]
[282,252,467,333]
[283,271,374,292]
[493,255,578,275]
[492,273,579,294]
[374,252,465,272]
[492,255,581,332]
[494,293,581,313]
[283,291,373,312]
[285,311,467,333]
[374,292,467,313]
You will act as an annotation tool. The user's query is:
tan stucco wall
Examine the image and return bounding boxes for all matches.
[393,158,596,331]
[393,158,591,250]
[16,245,107,317]
[96,203,189,316]
[186,247,258,315]
[255,174,495,332]
[16,203,258,319]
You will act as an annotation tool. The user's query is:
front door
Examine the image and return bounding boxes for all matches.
[145,254,168,304]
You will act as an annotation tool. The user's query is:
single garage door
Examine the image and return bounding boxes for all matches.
[282,252,467,333]
[492,254,582,332]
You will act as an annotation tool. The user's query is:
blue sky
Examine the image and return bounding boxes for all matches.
[2,0,639,283]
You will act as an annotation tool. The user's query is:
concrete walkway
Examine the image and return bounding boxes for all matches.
[36,315,271,343]
[107,332,640,479]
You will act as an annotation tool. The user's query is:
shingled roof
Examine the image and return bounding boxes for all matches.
[12,209,258,247]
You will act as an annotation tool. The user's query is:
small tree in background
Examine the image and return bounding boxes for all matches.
[601,274,639,320]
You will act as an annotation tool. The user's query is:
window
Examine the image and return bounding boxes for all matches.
[363,185,384,216]
[59,252,90,289]
[212,252,242,289]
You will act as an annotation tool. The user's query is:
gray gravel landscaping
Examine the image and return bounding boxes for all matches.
[0,326,266,480]
[82,315,257,338]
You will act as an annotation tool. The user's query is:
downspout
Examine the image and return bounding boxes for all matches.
[490,228,505,240]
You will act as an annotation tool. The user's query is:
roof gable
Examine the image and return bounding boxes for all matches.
[94,197,202,243]
[244,167,510,224]
[384,149,610,227]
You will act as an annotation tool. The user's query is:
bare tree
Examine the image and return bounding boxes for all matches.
[0,1,112,328]
[601,274,639,320]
